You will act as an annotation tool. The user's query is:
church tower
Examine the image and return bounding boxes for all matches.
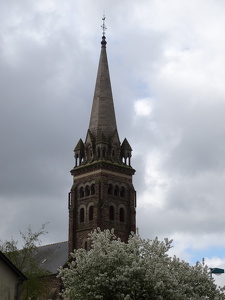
[68,21,136,253]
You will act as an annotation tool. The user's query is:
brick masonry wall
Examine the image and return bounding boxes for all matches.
[37,274,63,300]
[68,162,136,253]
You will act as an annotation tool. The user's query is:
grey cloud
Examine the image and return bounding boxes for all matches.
[1,1,225,271]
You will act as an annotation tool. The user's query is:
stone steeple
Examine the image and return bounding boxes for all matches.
[74,34,121,166]
[89,35,118,142]
[68,28,136,253]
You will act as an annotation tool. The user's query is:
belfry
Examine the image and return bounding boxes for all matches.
[68,19,136,253]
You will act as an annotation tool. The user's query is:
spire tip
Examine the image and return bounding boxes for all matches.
[101,13,107,47]
[101,13,107,37]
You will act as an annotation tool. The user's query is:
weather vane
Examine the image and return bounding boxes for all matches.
[101,13,107,36]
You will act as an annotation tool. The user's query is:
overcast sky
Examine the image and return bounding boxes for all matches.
[1,0,225,285]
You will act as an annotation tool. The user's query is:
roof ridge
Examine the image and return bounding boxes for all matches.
[37,241,68,249]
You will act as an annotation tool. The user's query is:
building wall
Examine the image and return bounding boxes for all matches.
[37,274,63,300]
[0,259,18,300]
[47,275,63,300]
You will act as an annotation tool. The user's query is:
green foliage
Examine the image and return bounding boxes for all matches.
[59,229,225,300]
[0,224,50,300]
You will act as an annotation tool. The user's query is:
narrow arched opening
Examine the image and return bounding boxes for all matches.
[108,184,113,195]
[109,205,115,221]
[120,186,125,197]
[79,187,84,198]
[85,185,90,197]
[80,208,85,223]
[91,184,95,195]
[119,207,125,222]
[89,206,94,221]
[114,185,119,196]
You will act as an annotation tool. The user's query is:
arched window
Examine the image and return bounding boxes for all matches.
[91,184,95,195]
[114,185,119,196]
[79,187,84,198]
[84,241,88,251]
[108,184,113,195]
[89,206,94,221]
[109,205,115,221]
[120,186,125,197]
[85,185,90,197]
[80,207,85,223]
[119,207,125,222]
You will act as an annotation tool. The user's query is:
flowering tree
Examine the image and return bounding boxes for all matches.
[59,229,225,300]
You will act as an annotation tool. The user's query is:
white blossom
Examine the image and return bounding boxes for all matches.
[58,229,225,300]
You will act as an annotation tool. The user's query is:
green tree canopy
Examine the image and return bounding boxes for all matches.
[59,229,225,300]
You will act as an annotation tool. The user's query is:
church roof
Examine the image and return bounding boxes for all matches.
[88,35,118,142]
[33,241,68,274]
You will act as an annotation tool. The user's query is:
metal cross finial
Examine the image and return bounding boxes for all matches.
[101,14,107,36]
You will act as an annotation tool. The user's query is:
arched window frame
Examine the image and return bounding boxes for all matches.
[80,208,85,223]
[88,203,94,221]
[114,185,119,196]
[84,241,88,251]
[79,205,86,223]
[79,186,84,198]
[120,186,125,197]
[119,207,125,222]
[91,184,95,195]
[109,205,115,221]
[85,185,90,197]
[118,205,126,223]
[108,184,113,195]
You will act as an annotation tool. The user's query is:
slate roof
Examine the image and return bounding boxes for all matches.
[33,241,68,274]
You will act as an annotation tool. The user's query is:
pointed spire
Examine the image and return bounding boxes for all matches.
[73,16,134,168]
[88,17,118,143]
